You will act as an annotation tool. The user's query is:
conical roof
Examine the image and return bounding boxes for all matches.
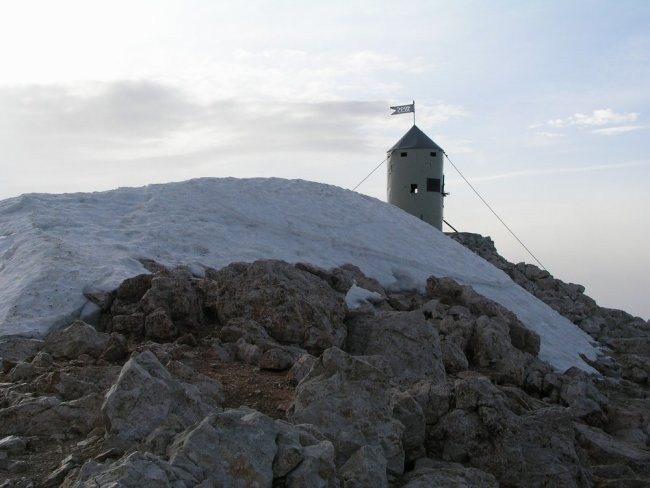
[389,125,442,152]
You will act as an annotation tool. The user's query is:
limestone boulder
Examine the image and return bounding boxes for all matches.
[101,350,222,442]
[401,458,498,487]
[287,347,405,474]
[345,311,446,384]
[202,260,347,355]
[168,407,277,487]
[141,267,203,337]
[428,377,592,487]
[339,445,388,488]
[43,321,108,359]
[0,393,103,437]
[71,452,179,487]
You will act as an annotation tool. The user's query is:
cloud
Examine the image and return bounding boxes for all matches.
[591,125,650,135]
[448,160,650,184]
[545,108,639,128]
[0,81,415,198]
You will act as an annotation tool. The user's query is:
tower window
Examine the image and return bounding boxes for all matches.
[400,152,407,157]
[427,178,441,192]
[430,152,437,157]
[410,184,418,194]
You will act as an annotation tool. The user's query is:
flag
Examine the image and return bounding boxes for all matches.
[390,103,415,115]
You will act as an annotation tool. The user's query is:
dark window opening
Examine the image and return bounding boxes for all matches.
[430,152,437,157]
[400,152,407,157]
[427,178,441,192]
[410,184,418,194]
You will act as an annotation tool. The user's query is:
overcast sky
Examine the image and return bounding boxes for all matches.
[1,0,648,319]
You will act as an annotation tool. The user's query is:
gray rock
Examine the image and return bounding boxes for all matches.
[273,420,307,478]
[401,458,498,487]
[0,436,27,453]
[141,268,203,335]
[405,379,452,425]
[430,400,592,487]
[287,347,405,474]
[6,362,35,382]
[71,452,178,487]
[111,313,144,337]
[101,351,221,442]
[101,332,128,362]
[0,393,103,437]
[259,347,294,371]
[202,260,347,355]
[440,339,469,374]
[0,337,43,364]
[144,307,178,342]
[340,445,388,488]
[346,311,446,384]
[168,407,277,487]
[468,315,529,386]
[43,321,108,359]
[391,392,426,464]
[575,423,650,476]
[287,353,316,385]
[286,440,339,488]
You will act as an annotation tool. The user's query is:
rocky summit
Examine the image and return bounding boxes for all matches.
[0,239,649,487]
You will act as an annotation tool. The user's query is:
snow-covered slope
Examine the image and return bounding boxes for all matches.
[0,177,599,372]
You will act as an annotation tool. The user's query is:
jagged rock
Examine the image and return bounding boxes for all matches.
[468,315,530,385]
[390,392,426,463]
[287,353,316,385]
[285,440,339,488]
[429,377,592,487]
[405,379,452,426]
[71,452,179,487]
[141,268,203,335]
[295,262,354,294]
[201,260,347,355]
[345,311,446,383]
[38,370,100,401]
[0,393,103,437]
[43,321,108,359]
[273,420,307,478]
[287,347,405,474]
[31,351,53,368]
[168,407,277,486]
[507,320,541,355]
[144,307,177,342]
[259,347,294,371]
[6,362,34,382]
[235,338,262,365]
[401,458,498,487]
[605,398,650,447]
[101,350,221,442]
[439,339,469,374]
[557,367,608,426]
[619,354,650,384]
[110,314,144,337]
[0,435,27,453]
[575,423,650,477]
[220,317,273,344]
[340,445,388,488]
[101,332,128,362]
[0,337,43,365]
[43,454,83,487]
[115,273,153,303]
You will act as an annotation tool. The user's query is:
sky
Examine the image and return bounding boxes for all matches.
[0,0,648,319]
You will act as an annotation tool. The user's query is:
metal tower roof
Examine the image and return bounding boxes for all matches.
[389,125,442,152]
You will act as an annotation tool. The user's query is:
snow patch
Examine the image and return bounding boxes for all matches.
[0,177,601,373]
[345,284,384,309]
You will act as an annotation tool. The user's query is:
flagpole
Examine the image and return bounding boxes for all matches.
[413,100,415,126]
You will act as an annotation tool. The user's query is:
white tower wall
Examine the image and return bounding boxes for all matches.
[387,125,445,230]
